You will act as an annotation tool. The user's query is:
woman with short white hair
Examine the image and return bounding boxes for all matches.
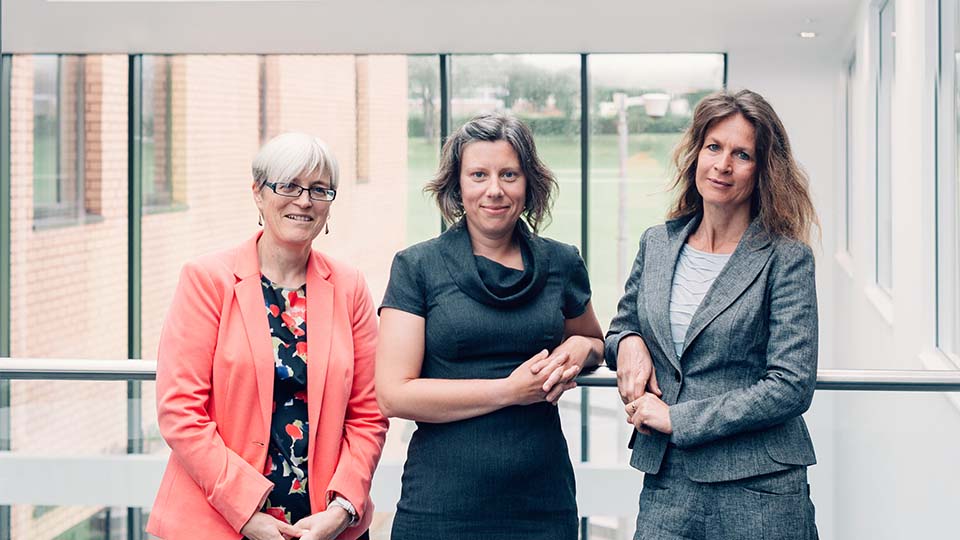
[147,132,387,540]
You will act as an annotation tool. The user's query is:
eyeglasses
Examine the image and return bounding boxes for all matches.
[263,181,337,202]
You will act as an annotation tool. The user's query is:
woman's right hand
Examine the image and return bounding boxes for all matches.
[616,335,662,405]
[505,349,557,406]
[240,512,303,540]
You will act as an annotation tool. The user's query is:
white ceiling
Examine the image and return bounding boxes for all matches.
[2,0,862,66]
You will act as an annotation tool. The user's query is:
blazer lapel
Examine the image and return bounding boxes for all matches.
[305,251,334,444]
[680,218,773,357]
[648,215,701,373]
[233,232,276,436]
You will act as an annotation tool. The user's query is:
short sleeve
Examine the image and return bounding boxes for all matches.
[562,245,591,319]
[380,249,427,317]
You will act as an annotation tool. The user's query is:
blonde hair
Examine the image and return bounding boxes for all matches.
[669,89,819,245]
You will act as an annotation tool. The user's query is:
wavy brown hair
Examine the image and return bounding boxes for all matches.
[669,89,819,245]
[426,113,558,234]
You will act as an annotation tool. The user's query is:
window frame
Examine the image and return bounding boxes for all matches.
[875,0,895,292]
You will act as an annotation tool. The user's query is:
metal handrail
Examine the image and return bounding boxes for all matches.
[0,358,157,381]
[2,358,960,391]
[577,366,960,392]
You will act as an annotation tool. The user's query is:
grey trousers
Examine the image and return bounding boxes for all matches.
[634,446,818,540]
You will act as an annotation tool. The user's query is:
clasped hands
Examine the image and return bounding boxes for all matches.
[240,505,351,540]
[617,335,672,435]
[507,336,594,406]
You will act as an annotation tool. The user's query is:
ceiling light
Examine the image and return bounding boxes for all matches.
[799,31,818,39]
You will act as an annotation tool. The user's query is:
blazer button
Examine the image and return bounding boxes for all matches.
[674,372,681,383]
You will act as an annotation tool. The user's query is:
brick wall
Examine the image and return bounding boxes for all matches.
[9,53,410,539]
[9,53,130,540]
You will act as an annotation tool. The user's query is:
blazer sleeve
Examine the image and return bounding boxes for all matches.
[155,261,273,532]
[325,270,389,522]
[604,229,649,370]
[669,243,819,449]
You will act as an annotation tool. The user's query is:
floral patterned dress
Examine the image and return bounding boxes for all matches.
[259,275,311,525]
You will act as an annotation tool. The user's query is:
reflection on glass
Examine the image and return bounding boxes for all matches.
[588,54,725,328]
[451,55,582,246]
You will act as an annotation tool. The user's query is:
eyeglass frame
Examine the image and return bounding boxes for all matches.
[262,180,337,202]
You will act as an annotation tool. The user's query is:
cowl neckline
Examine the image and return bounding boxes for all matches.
[437,219,551,309]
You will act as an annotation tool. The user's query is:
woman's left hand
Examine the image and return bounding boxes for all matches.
[292,507,351,540]
[530,336,591,403]
[626,394,672,435]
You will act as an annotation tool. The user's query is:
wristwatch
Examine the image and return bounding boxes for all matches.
[328,495,358,526]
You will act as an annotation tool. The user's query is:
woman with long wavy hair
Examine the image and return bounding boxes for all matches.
[607,89,820,540]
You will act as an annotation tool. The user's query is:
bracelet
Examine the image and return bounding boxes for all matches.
[328,495,358,526]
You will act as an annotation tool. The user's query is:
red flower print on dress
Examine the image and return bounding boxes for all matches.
[281,312,296,329]
[294,390,307,402]
[289,477,307,495]
[287,290,306,308]
[296,341,308,358]
[269,304,280,317]
[264,505,288,523]
[285,420,304,441]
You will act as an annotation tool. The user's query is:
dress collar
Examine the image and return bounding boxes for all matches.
[437,219,551,309]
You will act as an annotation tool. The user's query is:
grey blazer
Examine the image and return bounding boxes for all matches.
[605,213,818,483]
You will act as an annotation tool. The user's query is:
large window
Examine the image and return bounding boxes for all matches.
[10,53,130,540]
[877,0,895,291]
[4,52,725,540]
[32,55,86,224]
[939,0,960,359]
[844,56,856,257]
[587,54,725,328]
[141,55,177,209]
[451,54,582,246]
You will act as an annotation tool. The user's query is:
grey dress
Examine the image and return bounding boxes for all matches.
[381,219,590,540]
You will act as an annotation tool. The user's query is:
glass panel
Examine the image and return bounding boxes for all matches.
[32,55,83,223]
[12,506,128,539]
[7,380,130,538]
[939,1,960,357]
[137,54,423,539]
[32,55,59,213]
[877,0,895,290]
[845,57,856,255]
[587,54,725,329]
[405,55,442,244]
[142,55,174,209]
[9,52,130,537]
[450,54,582,246]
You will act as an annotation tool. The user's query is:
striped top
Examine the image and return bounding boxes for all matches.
[669,244,732,358]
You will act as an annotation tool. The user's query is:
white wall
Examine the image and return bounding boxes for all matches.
[827,1,960,539]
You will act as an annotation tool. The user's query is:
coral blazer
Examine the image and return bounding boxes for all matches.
[146,232,387,540]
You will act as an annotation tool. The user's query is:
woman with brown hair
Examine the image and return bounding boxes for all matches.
[606,89,820,539]
[376,112,604,540]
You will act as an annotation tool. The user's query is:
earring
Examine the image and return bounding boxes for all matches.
[258,213,263,226]
[325,222,330,235]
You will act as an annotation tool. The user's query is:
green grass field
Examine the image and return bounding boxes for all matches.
[406,133,683,324]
